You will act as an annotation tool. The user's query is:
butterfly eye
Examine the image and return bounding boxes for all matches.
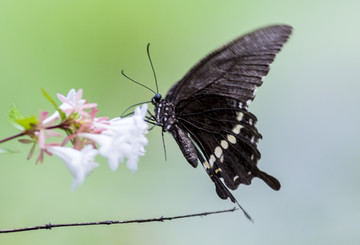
[152,93,162,104]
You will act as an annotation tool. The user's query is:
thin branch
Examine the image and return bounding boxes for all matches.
[0,207,238,234]
[0,122,67,145]
[0,132,25,144]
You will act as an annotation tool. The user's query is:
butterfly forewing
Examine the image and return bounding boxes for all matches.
[165,25,292,105]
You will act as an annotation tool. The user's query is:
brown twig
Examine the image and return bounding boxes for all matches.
[0,207,237,234]
[0,132,25,144]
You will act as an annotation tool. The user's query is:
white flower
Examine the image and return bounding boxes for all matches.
[47,145,99,191]
[79,133,120,171]
[80,104,148,172]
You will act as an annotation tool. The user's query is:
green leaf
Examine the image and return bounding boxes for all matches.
[15,116,38,130]
[57,107,66,120]
[41,88,66,120]
[8,104,26,130]
[41,88,58,109]
[0,148,18,154]
[8,104,23,122]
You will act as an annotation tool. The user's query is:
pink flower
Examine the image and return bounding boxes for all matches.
[35,111,61,163]
[5,88,150,190]
[57,88,97,118]
[43,88,97,125]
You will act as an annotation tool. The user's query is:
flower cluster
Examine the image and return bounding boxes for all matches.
[7,89,149,191]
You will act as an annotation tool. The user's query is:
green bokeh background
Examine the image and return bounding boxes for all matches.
[1,0,359,244]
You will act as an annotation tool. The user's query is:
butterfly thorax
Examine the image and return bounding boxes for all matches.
[153,98,176,132]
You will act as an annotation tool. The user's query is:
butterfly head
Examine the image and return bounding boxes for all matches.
[151,93,162,105]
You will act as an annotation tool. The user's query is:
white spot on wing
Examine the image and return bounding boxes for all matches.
[220,140,228,149]
[227,134,236,144]
[236,112,244,121]
[233,175,239,182]
[248,118,253,126]
[232,124,243,134]
[250,136,255,144]
[209,154,216,167]
[214,146,222,158]
[220,155,224,163]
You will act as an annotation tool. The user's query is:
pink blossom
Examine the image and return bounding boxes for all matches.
[5,88,150,190]
[57,88,97,118]
[42,88,97,125]
[35,111,61,163]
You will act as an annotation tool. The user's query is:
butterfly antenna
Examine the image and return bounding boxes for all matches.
[121,70,156,94]
[146,43,159,93]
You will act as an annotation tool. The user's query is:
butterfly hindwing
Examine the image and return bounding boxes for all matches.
[177,95,280,194]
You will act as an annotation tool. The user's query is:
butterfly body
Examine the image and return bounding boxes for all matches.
[153,97,176,131]
[151,25,292,212]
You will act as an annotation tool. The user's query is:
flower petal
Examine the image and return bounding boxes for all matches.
[47,145,99,191]
[79,104,149,173]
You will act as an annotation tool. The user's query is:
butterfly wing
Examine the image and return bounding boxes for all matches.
[165,25,292,198]
[177,96,280,192]
[166,25,292,106]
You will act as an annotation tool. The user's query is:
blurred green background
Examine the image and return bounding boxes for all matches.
[0,0,359,244]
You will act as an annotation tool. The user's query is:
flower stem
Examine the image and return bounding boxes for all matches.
[0,122,69,145]
[0,132,25,144]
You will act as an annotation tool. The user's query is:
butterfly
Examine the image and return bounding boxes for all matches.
[142,25,292,219]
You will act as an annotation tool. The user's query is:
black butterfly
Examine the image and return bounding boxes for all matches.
[138,25,292,219]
